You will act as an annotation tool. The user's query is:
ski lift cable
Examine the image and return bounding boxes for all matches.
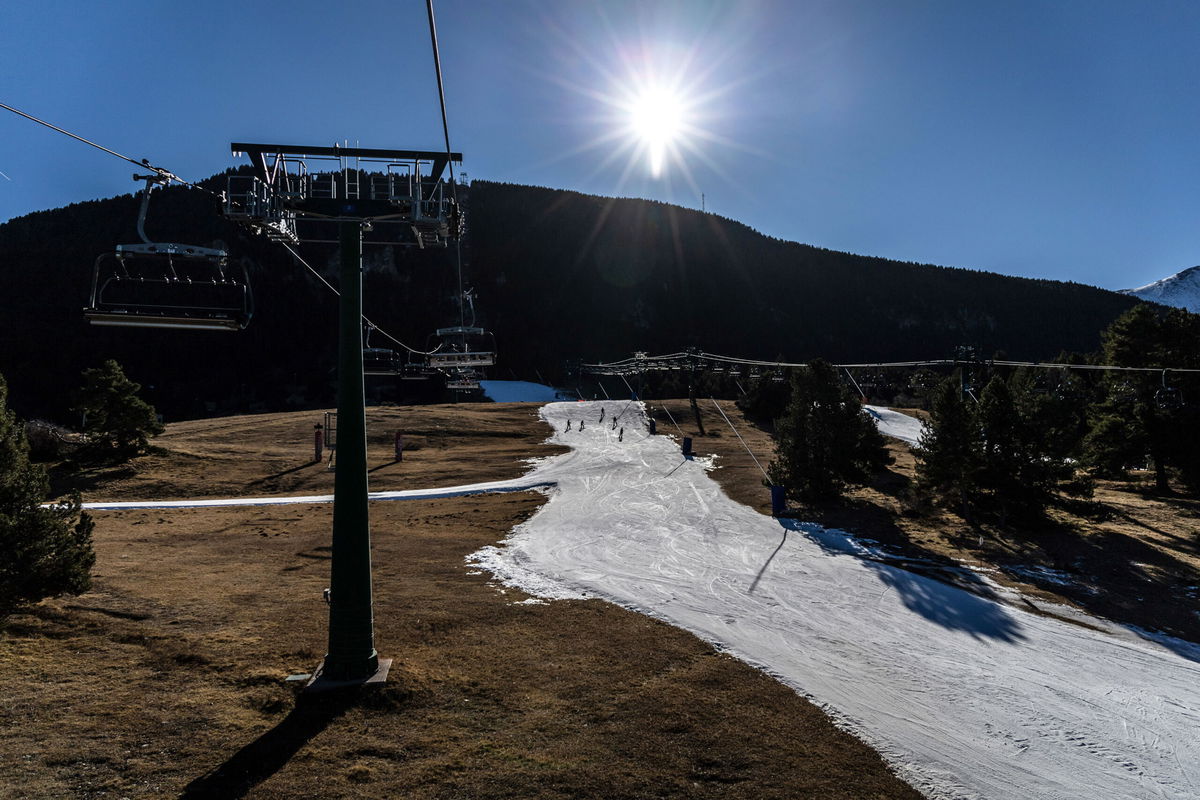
[279,241,442,356]
[709,397,771,483]
[0,101,220,197]
[425,0,468,339]
[843,367,868,400]
[585,350,1200,376]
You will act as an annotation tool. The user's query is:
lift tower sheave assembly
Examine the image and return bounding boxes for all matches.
[225,142,463,691]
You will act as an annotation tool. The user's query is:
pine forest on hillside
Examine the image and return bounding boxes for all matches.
[0,178,1138,423]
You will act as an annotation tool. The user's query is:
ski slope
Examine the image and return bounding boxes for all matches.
[472,401,1200,800]
[866,404,926,446]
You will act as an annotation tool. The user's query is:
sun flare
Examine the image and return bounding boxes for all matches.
[628,86,686,177]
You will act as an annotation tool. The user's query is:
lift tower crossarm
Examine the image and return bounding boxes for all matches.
[230,143,463,184]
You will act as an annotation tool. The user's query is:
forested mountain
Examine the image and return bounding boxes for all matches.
[0,177,1138,423]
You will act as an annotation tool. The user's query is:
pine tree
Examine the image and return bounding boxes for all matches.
[915,375,982,518]
[768,359,890,502]
[977,376,1023,521]
[1083,304,1200,492]
[0,373,95,620]
[74,359,164,461]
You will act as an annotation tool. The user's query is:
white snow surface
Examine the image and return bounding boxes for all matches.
[866,405,926,446]
[1120,265,1200,312]
[471,400,1200,800]
[79,476,554,511]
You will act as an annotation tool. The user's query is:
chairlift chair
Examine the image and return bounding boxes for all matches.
[84,245,250,331]
[363,347,402,375]
[1156,370,1185,410]
[427,326,497,368]
[401,362,435,381]
[86,175,252,331]
[445,367,482,390]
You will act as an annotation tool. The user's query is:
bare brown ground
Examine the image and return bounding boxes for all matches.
[649,399,1200,644]
[3,402,921,799]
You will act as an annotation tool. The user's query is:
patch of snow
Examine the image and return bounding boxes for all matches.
[78,476,556,511]
[865,405,925,446]
[473,400,1200,800]
[1005,565,1080,588]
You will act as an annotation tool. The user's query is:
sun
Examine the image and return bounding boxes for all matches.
[538,31,740,196]
[627,85,686,177]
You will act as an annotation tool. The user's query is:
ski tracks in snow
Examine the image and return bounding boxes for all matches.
[472,400,1200,800]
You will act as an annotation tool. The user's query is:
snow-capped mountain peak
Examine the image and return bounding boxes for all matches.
[1120,266,1200,311]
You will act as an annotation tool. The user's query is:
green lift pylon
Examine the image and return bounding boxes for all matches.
[313,220,389,688]
[223,142,462,692]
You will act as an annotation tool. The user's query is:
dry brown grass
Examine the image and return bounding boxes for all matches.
[3,402,921,799]
[648,399,1200,643]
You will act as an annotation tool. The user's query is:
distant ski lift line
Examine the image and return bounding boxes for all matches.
[581,351,1200,376]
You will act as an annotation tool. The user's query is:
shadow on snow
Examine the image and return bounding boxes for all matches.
[776,518,1026,643]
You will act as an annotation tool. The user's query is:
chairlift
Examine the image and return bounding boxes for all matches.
[445,368,482,390]
[427,326,497,368]
[1156,370,1185,410]
[361,324,400,375]
[401,362,435,381]
[363,347,402,375]
[85,175,251,331]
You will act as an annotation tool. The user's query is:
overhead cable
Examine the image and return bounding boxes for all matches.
[425,0,468,336]
[0,101,219,196]
[280,242,442,356]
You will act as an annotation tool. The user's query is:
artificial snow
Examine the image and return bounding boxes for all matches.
[78,476,555,511]
[471,400,1200,800]
[865,404,926,446]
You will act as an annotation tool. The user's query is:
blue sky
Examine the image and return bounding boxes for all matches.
[2,0,1198,291]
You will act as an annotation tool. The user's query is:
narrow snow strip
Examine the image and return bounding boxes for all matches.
[865,404,925,446]
[79,477,556,511]
[472,401,1200,800]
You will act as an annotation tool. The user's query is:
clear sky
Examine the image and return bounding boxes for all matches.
[2,0,1197,291]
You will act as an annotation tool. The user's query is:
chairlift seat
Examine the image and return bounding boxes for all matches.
[363,347,402,375]
[83,310,243,331]
[428,351,495,368]
[85,246,251,331]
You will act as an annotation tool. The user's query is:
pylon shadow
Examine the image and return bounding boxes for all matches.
[178,690,354,799]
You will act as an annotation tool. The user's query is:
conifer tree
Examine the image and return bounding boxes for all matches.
[74,359,164,461]
[0,373,95,620]
[978,374,1076,520]
[915,375,982,518]
[1083,304,1200,492]
[768,359,890,502]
